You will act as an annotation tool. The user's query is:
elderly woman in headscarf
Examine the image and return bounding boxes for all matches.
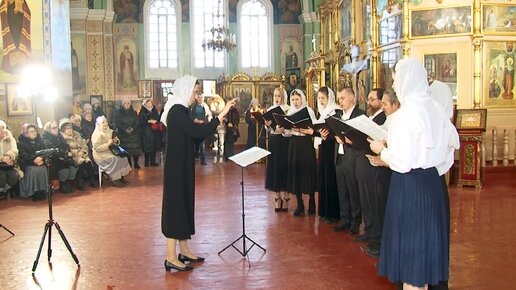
[264,87,291,212]
[368,58,459,290]
[42,121,78,194]
[0,120,22,195]
[114,98,142,168]
[160,75,236,272]
[90,98,105,121]
[244,98,260,149]
[139,99,160,166]
[314,86,342,222]
[59,118,97,190]
[278,89,318,217]
[91,116,131,187]
[17,123,48,201]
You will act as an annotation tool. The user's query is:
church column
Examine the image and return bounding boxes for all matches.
[400,0,411,57]
[103,10,115,101]
[86,10,107,97]
[370,0,379,88]
[472,0,482,108]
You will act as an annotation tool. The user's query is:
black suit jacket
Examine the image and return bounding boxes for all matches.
[355,111,389,183]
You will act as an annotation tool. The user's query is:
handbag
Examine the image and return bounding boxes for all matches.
[109,145,129,157]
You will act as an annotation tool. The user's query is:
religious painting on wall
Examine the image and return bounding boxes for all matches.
[230,82,254,117]
[281,39,302,71]
[71,35,87,95]
[411,6,472,38]
[424,53,457,100]
[0,0,42,79]
[275,0,301,24]
[139,80,152,99]
[483,41,516,108]
[340,0,352,40]
[6,84,32,116]
[378,46,401,90]
[257,82,279,109]
[114,0,141,23]
[115,38,138,94]
[482,4,516,34]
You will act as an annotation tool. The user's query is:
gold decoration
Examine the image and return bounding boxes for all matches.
[463,144,475,175]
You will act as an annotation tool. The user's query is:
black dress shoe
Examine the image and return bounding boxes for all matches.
[164,259,193,271]
[334,222,350,232]
[354,234,370,242]
[349,226,359,235]
[365,246,380,258]
[178,253,205,263]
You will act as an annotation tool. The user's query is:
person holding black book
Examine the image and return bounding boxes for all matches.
[333,87,365,234]
[264,87,290,212]
[314,87,342,222]
[279,89,317,216]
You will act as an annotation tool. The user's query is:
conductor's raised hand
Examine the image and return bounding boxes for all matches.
[218,98,238,123]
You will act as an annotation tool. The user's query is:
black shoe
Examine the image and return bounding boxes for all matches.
[334,222,350,232]
[89,178,99,188]
[164,259,193,271]
[120,177,128,185]
[365,245,380,258]
[274,198,282,212]
[150,162,159,167]
[77,178,86,191]
[200,161,207,166]
[323,217,339,224]
[112,179,125,187]
[60,182,68,194]
[349,226,359,235]
[134,164,141,169]
[293,205,305,216]
[178,253,205,263]
[354,234,370,242]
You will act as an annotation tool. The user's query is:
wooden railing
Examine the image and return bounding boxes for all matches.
[482,128,516,167]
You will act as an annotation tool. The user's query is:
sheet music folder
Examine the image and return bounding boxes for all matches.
[325,116,374,155]
[252,107,284,127]
[229,147,271,168]
[273,107,312,130]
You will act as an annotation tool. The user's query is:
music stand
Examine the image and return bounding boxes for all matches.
[32,149,80,272]
[218,147,270,258]
[0,224,14,236]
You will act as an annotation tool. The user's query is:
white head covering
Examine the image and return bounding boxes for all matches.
[393,58,459,172]
[288,89,308,115]
[316,87,340,122]
[268,87,290,112]
[0,120,6,128]
[95,115,108,128]
[161,75,198,125]
[429,80,454,119]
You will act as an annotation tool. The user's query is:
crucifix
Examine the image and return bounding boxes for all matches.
[341,45,369,107]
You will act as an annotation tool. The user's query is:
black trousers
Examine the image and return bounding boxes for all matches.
[335,152,361,228]
[358,181,374,238]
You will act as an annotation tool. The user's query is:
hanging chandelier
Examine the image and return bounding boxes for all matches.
[202,0,236,52]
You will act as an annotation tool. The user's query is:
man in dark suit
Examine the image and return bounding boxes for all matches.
[354,89,391,258]
[334,87,365,235]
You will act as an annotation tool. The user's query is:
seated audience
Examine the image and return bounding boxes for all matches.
[18,124,48,201]
[0,120,22,196]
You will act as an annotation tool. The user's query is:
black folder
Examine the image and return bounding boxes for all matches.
[274,107,313,130]
[261,106,285,128]
[325,116,374,155]
[250,111,265,125]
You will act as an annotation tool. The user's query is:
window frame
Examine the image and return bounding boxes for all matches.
[144,0,182,79]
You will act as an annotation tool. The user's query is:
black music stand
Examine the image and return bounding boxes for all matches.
[0,224,14,236]
[218,147,270,258]
[32,149,80,272]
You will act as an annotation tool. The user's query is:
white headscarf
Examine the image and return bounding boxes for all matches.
[316,87,340,122]
[288,89,317,121]
[267,87,290,112]
[161,75,198,125]
[428,80,454,119]
[393,58,459,171]
[95,115,108,128]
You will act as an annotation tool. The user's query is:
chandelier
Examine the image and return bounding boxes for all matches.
[202,0,236,52]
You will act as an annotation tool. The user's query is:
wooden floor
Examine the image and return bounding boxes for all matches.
[0,158,515,289]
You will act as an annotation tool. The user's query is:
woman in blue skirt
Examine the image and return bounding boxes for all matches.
[369,58,459,289]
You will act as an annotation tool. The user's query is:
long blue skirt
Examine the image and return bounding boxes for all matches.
[378,168,448,287]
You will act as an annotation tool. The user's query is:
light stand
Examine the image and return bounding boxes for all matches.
[32,150,80,272]
[0,224,14,236]
[218,147,270,260]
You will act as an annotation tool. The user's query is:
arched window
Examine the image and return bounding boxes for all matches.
[192,0,226,68]
[239,0,272,68]
[146,0,179,69]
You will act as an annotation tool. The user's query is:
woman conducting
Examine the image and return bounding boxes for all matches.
[160,75,236,272]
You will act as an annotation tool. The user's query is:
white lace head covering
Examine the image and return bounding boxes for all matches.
[268,87,290,112]
[316,87,340,121]
[95,115,108,128]
[161,75,198,125]
[288,89,307,115]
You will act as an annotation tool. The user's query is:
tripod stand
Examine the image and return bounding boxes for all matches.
[218,147,270,258]
[0,224,14,236]
[32,151,80,272]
